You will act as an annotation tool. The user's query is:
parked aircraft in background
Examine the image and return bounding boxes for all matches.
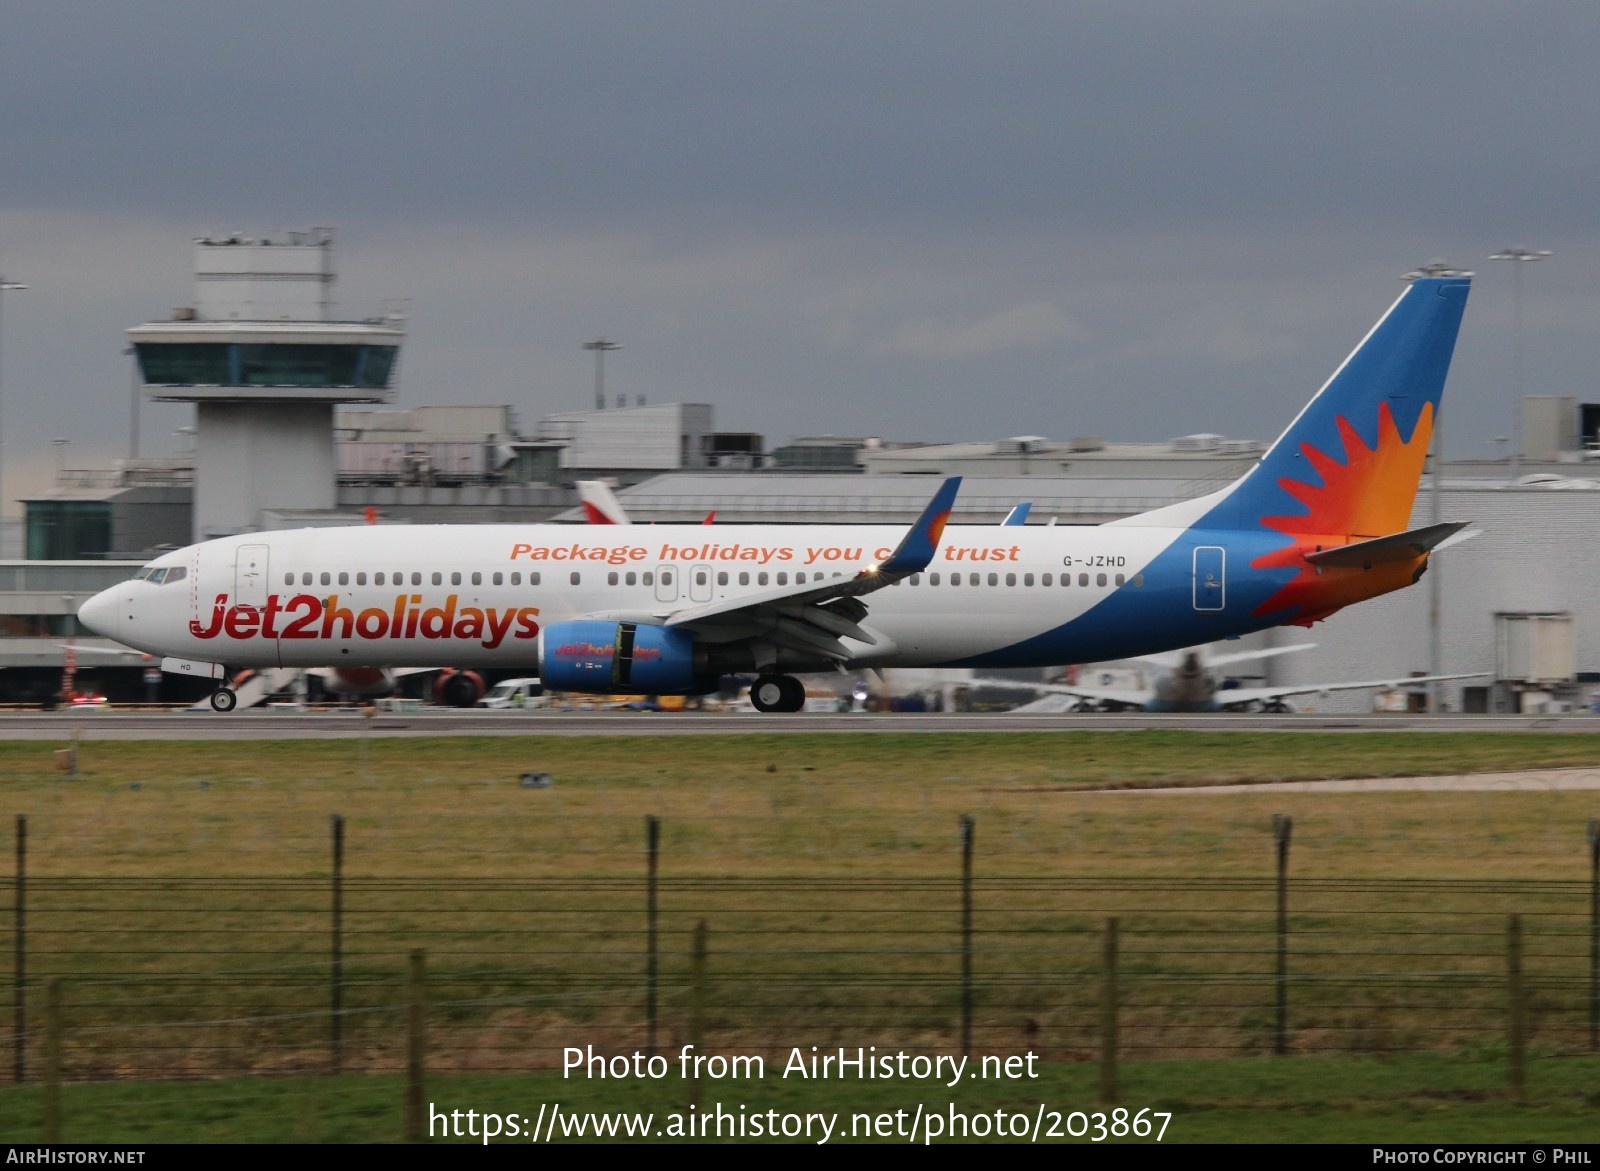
[977,643,1484,712]
[79,277,1473,713]
[579,480,715,525]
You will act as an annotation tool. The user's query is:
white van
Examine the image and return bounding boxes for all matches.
[477,678,545,709]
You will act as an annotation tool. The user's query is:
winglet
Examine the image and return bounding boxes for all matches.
[1001,502,1031,527]
[876,477,961,576]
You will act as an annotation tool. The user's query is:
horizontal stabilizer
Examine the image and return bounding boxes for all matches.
[1304,522,1468,569]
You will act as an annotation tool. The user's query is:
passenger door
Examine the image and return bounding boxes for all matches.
[1192,546,1225,611]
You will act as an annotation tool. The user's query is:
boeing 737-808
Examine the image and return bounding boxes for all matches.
[79,277,1472,712]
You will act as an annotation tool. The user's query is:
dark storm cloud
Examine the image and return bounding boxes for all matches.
[0,1,1596,506]
[7,2,1596,232]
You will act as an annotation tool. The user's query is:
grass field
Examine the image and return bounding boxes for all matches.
[1,730,1598,1143]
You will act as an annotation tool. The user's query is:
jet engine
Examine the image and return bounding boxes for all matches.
[539,621,710,694]
[432,668,487,708]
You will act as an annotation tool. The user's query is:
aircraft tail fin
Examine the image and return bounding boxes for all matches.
[1113,277,1470,537]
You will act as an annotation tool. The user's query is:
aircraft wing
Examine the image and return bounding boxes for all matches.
[1215,671,1488,710]
[971,677,1150,708]
[651,477,961,664]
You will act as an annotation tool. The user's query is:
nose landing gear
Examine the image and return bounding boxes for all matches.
[210,688,238,713]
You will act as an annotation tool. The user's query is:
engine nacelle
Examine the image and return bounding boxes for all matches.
[540,620,708,694]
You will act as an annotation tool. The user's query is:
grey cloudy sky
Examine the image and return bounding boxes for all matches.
[1,1,1596,508]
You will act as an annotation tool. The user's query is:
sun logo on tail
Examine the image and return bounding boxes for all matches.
[1250,400,1434,623]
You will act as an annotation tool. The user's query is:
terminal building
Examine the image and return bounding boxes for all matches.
[5,232,1600,712]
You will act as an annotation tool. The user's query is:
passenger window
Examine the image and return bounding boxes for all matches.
[302,573,313,586]
[283,573,294,586]
[1115,573,1125,586]
[357,572,367,585]
[493,572,503,585]
[795,572,806,584]
[777,572,787,586]
[661,570,673,585]
[626,571,637,586]
[1079,573,1089,587]
[320,572,331,586]
[608,571,619,585]
[411,572,422,586]
[529,572,540,585]
[570,572,581,585]
[511,572,523,585]
[696,570,709,586]
[1023,573,1033,586]
[969,573,980,586]
[338,572,349,586]
[642,572,653,586]
[450,572,461,586]
[929,573,939,585]
[717,571,728,585]
[432,572,443,586]
[471,572,481,586]
[1042,573,1052,586]
[988,573,999,586]
[739,572,750,586]
[951,574,960,587]
[1097,573,1107,587]
[758,572,768,586]
[910,574,921,586]
[375,572,385,585]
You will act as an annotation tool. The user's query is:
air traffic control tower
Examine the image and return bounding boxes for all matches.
[126,230,404,540]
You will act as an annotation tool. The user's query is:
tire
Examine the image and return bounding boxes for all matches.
[777,675,807,713]
[210,688,238,713]
[750,676,788,713]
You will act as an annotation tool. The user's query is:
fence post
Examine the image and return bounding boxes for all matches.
[405,949,426,1142]
[1587,818,1597,1053]
[331,814,345,1076]
[42,978,60,1143]
[1273,813,1292,1056]
[689,919,707,1111]
[1099,917,1119,1106]
[13,814,24,1084]
[960,815,974,1059]
[1507,914,1526,1102]
[646,815,660,1059]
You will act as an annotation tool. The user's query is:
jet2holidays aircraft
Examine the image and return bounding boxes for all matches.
[79,277,1472,713]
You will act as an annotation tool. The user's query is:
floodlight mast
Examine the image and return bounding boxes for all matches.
[582,338,623,411]
[1402,263,1472,714]
[0,278,28,557]
[1488,248,1552,483]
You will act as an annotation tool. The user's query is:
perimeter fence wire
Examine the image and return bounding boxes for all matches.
[2,873,1596,1094]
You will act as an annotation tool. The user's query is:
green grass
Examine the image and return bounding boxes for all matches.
[2,1053,1596,1143]
[2,731,1599,1142]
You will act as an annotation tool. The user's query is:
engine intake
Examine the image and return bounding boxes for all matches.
[540,620,708,694]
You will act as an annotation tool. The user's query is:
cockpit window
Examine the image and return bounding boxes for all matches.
[134,565,187,585]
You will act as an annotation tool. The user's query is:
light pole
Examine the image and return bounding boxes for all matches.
[1402,262,1473,715]
[582,338,622,411]
[1488,247,1551,482]
[0,277,28,558]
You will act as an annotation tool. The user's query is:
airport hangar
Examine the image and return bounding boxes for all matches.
[4,231,1597,713]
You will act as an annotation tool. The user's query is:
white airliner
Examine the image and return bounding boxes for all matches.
[79,277,1472,713]
[977,644,1484,713]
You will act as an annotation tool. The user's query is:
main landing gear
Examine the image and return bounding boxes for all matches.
[749,674,806,713]
[210,687,238,713]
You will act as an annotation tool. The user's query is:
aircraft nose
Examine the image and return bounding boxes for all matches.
[77,588,121,640]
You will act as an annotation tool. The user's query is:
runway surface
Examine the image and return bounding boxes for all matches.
[4,708,1600,740]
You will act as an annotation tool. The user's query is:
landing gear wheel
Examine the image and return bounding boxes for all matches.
[777,675,806,712]
[210,688,238,713]
[750,674,806,713]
